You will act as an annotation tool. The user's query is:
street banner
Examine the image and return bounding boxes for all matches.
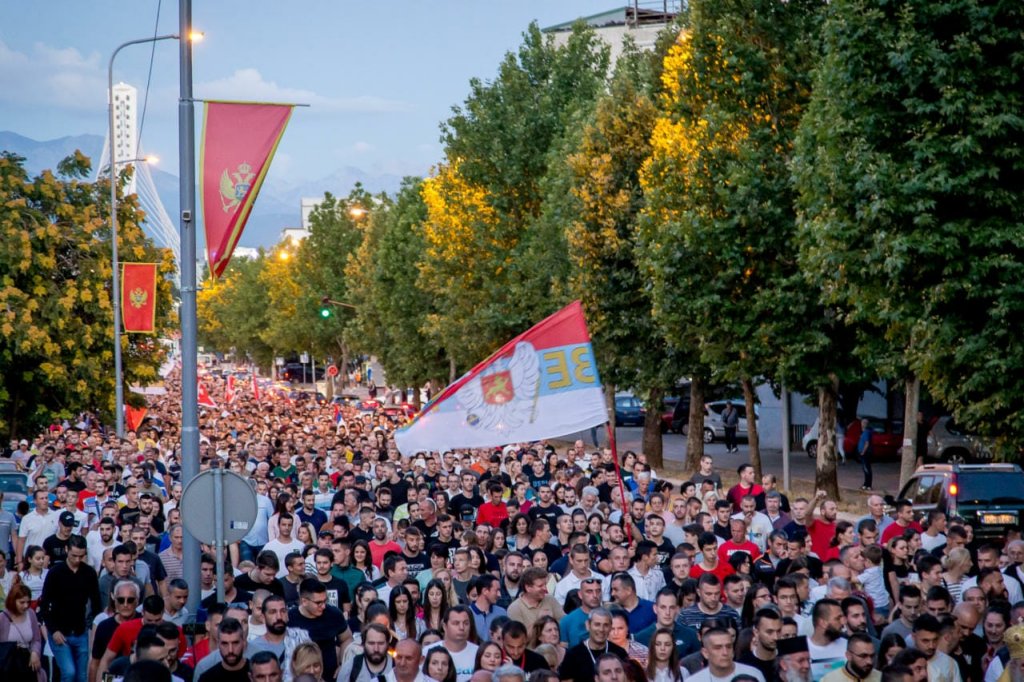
[225,375,237,404]
[121,263,157,333]
[200,101,294,278]
[394,300,607,455]
[198,380,217,409]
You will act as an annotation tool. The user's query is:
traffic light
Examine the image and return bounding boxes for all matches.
[320,296,331,318]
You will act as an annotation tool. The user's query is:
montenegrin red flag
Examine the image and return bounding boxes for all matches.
[121,263,158,333]
[394,301,607,455]
[225,375,237,404]
[252,374,261,402]
[198,380,218,409]
[201,101,294,278]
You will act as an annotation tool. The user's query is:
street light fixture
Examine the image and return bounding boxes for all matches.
[108,32,179,439]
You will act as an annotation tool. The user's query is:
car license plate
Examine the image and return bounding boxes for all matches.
[981,513,1017,525]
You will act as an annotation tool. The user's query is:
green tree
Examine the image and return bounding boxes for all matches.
[197,252,274,369]
[640,0,825,479]
[0,152,173,439]
[420,22,611,372]
[794,0,1024,477]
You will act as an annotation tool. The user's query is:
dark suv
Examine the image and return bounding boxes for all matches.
[888,463,1024,544]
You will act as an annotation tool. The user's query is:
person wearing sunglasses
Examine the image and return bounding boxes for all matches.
[90,580,143,682]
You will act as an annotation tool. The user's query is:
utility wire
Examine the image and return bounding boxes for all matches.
[136,0,163,154]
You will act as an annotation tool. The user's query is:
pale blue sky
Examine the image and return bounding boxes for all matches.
[0,1,620,184]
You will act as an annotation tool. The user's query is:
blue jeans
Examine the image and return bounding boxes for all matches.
[239,541,263,563]
[50,631,89,682]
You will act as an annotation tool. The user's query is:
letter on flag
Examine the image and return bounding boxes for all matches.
[121,263,158,333]
[201,101,294,278]
[394,301,607,455]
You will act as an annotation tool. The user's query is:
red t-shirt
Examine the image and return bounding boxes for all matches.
[881,519,924,545]
[369,540,402,568]
[690,561,735,583]
[476,502,509,528]
[726,484,764,512]
[107,618,188,658]
[718,540,761,564]
[807,519,836,559]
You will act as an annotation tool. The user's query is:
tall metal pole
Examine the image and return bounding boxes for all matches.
[108,34,178,439]
[178,0,202,616]
[782,383,792,492]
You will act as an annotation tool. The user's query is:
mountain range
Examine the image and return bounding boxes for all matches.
[0,131,406,248]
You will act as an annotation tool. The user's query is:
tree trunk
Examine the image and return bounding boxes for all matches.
[449,356,457,384]
[642,387,664,469]
[815,376,841,500]
[338,342,349,389]
[606,387,617,431]
[900,373,920,490]
[412,384,423,410]
[683,377,706,475]
[742,378,762,479]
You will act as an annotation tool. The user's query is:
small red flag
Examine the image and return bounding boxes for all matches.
[125,406,148,433]
[198,381,218,409]
[201,101,294,278]
[252,374,261,402]
[121,263,158,333]
[225,375,237,404]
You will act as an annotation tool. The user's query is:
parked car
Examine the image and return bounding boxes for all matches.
[889,463,1024,544]
[331,393,362,407]
[660,395,683,433]
[802,418,846,459]
[383,404,417,420]
[843,417,903,459]
[280,363,325,383]
[927,416,994,464]
[614,393,646,427]
[669,396,692,433]
[0,470,29,515]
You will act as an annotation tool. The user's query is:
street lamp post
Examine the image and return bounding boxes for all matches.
[109,33,178,438]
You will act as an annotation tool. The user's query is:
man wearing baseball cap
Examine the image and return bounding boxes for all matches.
[43,511,78,565]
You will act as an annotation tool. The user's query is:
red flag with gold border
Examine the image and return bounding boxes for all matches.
[201,101,294,278]
[121,263,157,333]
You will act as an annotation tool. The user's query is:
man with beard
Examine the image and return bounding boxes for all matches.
[337,623,394,682]
[198,618,249,682]
[821,634,880,681]
[778,635,812,682]
[246,594,311,671]
[808,599,848,681]
[949,603,985,682]
[908,614,959,682]
[497,551,524,609]
[288,579,352,680]
[739,608,781,680]
[400,527,428,578]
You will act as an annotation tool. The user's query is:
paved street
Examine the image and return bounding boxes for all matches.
[563,425,903,500]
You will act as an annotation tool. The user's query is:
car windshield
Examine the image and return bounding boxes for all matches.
[0,474,28,495]
[958,472,1024,504]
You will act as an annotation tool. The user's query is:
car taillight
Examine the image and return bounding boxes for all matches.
[949,482,958,496]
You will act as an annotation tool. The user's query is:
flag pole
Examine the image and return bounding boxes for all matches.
[606,421,632,544]
[178,0,202,617]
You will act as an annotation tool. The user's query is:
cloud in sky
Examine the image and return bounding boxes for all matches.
[195,68,411,113]
[352,141,373,153]
[0,40,106,110]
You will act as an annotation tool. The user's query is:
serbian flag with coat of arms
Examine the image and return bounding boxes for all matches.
[394,301,608,455]
[121,263,158,333]
[201,101,294,278]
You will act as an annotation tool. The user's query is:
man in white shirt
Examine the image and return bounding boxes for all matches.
[962,548,1024,604]
[910,614,960,682]
[733,494,773,552]
[686,627,765,682]
[17,489,56,562]
[425,606,478,682]
[385,639,429,682]
[807,599,848,681]
[86,516,118,571]
[262,514,305,578]
[554,544,604,603]
[920,510,948,553]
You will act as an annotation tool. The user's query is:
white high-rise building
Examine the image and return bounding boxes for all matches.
[110,82,138,193]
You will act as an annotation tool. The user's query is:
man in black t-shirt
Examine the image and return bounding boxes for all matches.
[197,617,250,682]
[312,549,351,610]
[43,511,76,564]
[558,609,627,682]
[527,485,562,533]
[287,579,352,681]
[448,471,485,517]
[400,527,429,578]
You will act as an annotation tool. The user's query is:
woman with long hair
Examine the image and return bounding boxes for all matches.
[18,546,47,605]
[586,514,604,553]
[823,521,855,562]
[0,583,44,682]
[351,541,382,582]
[530,616,565,666]
[295,521,317,547]
[877,632,906,669]
[474,642,504,673]
[389,585,423,641]
[490,528,509,554]
[645,628,684,682]
[347,583,379,636]
[942,547,973,604]
[884,536,912,603]
[268,492,294,542]
[430,569,460,608]
[423,647,456,682]
[727,552,752,577]
[571,510,588,535]
[291,642,324,682]
[740,583,773,629]
[509,513,532,551]
[421,579,450,633]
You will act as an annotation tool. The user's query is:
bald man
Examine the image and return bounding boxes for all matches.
[388,639,427,682]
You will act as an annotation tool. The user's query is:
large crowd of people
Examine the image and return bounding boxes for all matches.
[2,365,1024,682]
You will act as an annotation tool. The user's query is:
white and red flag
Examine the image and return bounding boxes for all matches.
[198,380,218,409]
[394,301,607,455]
[225,375,237,404]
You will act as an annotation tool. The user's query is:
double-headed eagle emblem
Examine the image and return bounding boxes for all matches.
[460,341,541,432]
[219,162,255,212]
[129,287,148,309]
